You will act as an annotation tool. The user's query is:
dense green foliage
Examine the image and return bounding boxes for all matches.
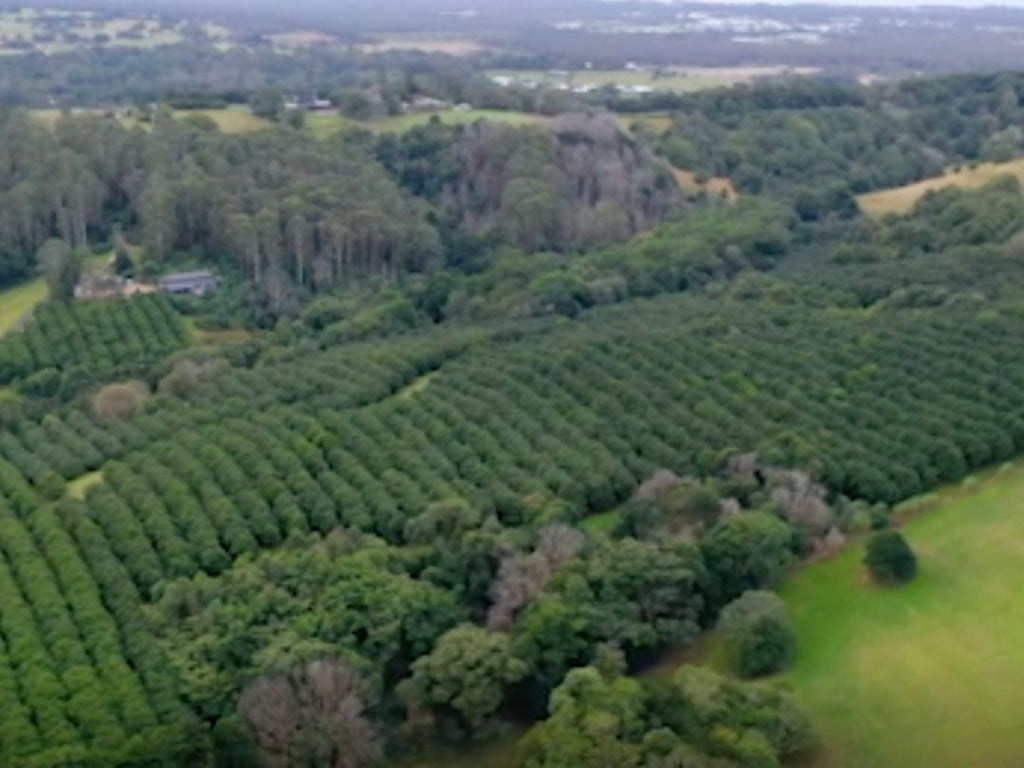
[863,530,917,584]
[718,590,795,678]
[0,295,188,394]
[0,109,681,334]
[659,73,1024,220]
[0,496,200,765]
[518,663,812,767]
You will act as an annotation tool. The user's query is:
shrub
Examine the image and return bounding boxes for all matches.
[92,381,149,420]
[717,590,795,678]
[864,530,917,584]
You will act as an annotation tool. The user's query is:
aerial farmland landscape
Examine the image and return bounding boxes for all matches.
[2,0,1024,766]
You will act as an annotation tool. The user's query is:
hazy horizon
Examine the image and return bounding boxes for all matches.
[43,0,1024,10]
[604,0,1024,8]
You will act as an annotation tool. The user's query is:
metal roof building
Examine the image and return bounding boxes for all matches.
[157,270,218,296]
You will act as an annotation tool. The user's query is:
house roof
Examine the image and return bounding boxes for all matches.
[159,270,217,285]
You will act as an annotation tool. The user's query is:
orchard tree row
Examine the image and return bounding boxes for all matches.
[0,330,469,500]
[53,294,1024,598]
[0,295,189,394]
[0,497,198,765]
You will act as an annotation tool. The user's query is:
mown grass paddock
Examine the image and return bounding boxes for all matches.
[0,276,47,337]
[768,463,1024,767]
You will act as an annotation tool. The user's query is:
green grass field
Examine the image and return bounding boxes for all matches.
[30,105,269,133]
[0,275,47,336]
[65,471,104,500]
[0,9,229,55]
[0,253,110,337]
[767,463,1024,767]
[615,112,675,135]
[33,106,540,139]
[305,109,541,139]
[181,106,271,133]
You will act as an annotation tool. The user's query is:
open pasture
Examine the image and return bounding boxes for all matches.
[615,112,675,134]
[356,34,485,56]
[304,108,541,139]
[179,105,272,133]
[0,9,231,55]
[0,276,47,337]
[0,251,113,337]
[772,464,1024,767]
[490,66,819,93]
[857,158,1024,218]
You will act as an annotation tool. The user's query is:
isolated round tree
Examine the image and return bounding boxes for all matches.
[864,530,917,584]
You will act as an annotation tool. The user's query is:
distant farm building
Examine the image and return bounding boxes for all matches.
[284,97,334,112]
[75,275,156,300]
[158,270,217,296]
[408,96,451,112]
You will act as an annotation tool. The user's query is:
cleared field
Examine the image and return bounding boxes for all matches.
[0,9,231,55]
[65,470,104,500]
[857,158,1024,218]
[0,276,47,337]
[0,252,111,337]
[357,34,484,56]
[30,106,269,133]
[30,108,130,129]
[305,109,541,139]
[615,112,675,134]
[769,463,1024,767]
[672,167,739,202]
[490,66,819,93]
[178,106,272,133]
[31,106,539,138]
[183,317,253,346]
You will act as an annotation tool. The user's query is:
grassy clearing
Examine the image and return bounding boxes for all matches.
[615,112,675,135]
[357,34,484,56]
[0,276,47,337]
[579,508,622,533]
[182,317,252,346]
[745,461,1024,768]
[671,167,738,202]
[857,158,1024,218]
[305,109,542,139]
[33,105,540,138]
[490,67,819,94]
[0,252,111,337]
[395,371,438,400]
[65,471,103,501]
[0,10,230,55]
[31,106,269,134]
[179,106,272,134]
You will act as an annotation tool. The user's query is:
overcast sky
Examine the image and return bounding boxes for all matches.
[620,0,1024,7]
